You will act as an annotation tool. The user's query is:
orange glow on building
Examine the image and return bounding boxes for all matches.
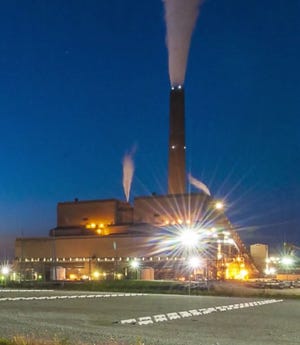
[225,261,249,280]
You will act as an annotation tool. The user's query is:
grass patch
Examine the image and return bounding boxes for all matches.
[6,280,190,294]
[5,280,300,299]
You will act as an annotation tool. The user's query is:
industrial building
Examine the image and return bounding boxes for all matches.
[14,31,259,281]
[250,244,269,273]
[15,191,258,281]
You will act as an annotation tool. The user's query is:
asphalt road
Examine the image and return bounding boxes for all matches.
[0,290,299,345]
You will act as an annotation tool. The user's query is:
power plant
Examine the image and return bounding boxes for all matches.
[14,77,258,281]
[14,1,259,282]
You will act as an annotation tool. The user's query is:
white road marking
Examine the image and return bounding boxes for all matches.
[179,311,192,318]
[167,312,181,320]
[188,309,202,316]
[0,293,147,302]
[121,318,137,325]
[138,316,153,325]
[153,314,168,322]
[0,289,54,292]
[119,299,283,326]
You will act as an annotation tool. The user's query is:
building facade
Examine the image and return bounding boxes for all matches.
[15,193,258,281]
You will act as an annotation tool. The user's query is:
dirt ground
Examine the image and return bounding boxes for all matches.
[0,290,299,345]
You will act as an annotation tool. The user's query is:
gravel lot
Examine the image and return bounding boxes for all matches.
[0,290,299,345]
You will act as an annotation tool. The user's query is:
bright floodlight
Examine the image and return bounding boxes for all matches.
[215,201,224,210]
[281,256,294,266]
[93,271,100,279]
[1,266,10,275]
[188,256,201,269]
[178,228,199,249]
[130,260,140,269]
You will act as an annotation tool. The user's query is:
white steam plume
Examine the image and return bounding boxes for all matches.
[122,147,136,202]
[163,0,201,86]
[188,173,211,196]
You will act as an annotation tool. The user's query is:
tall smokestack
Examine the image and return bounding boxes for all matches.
[168,86,186,194]
[163,0,201,195]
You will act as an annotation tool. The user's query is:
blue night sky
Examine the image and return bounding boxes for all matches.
[0,0,299,256]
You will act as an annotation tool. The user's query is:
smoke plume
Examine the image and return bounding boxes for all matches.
[163,0,201,86]
[122,147,136,202]
[188,173,211,196]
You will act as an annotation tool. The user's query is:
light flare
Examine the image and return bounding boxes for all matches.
[188,256,201,269]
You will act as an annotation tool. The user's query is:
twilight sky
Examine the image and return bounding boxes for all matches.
[0,0,299,257]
